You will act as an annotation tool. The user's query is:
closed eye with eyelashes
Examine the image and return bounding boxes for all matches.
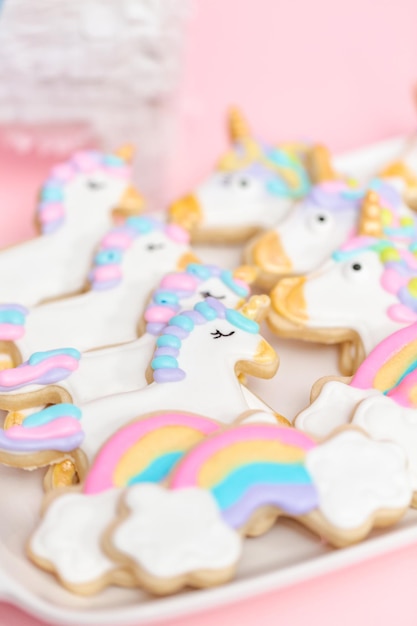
[200,291,226,300]
[210,329,235,339]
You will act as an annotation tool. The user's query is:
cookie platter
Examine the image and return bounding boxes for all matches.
[1,134,417,626]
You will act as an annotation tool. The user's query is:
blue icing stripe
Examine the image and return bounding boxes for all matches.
[332,239,390,261]
[94,249,123,266]
[0,310,26,325]
[221,269,248,298]
[29,348,81,366]
[211,463,312,510]
[23,403,82,428]
[169,314,194,331]
[266,178,290,197]
[40,184,64,202]
[128,451,183,485]
[195,301,217,320]
[225,309,259,333]
[383,358,417,395]
[126,216,157,234]
[103,154,124,167]
[186,263,211,280]
[156,334,181,349]
[151,355,178,370]
[152,290,179,306]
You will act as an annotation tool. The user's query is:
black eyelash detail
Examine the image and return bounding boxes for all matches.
[87,180,105,190]
[210,329,236,339]
[147,243,165,251]
[200,291,226,300]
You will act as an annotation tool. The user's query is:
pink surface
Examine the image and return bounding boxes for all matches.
[2,0,417,623]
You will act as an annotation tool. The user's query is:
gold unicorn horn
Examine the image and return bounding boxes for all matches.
[114,144,135,163]
[306,144,338,183]
[239,294,270,323]
[358,190,384,238]
[228,107,252,143]
[233,265,259,285]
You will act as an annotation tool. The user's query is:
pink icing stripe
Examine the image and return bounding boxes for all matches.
[387,304,417,324]
[160,273,198,292]
[0,355,79,388]
[83,412,219,495]
[103,165,130,179]
[387,368,417,407]
[72,152,99,172]
[100,230,134,250]
[170,425,316,489]
[91,265,122,283]
[339,235,376,253]
[381,268,409,294]
[0,324,25,341]
[145,305,177,324]
[50,163,75,182]
[401,249,417,270]
[164,224,190,244]
[351,322,417,389]
[6,418,81,441]
[37,203,65,224]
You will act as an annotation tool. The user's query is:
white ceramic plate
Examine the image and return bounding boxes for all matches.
[1,135,416,626]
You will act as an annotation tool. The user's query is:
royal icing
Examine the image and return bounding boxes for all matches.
[2,298,277,463]
[0,264,249,405]
[0,150,141,307]
[170,424,412,532]
[6,216,191,360]
[113,484,242,579]
[29,489,120,586]
[169,110,310,236]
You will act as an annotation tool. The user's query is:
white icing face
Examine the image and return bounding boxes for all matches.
[195,171,291,229]
[353,395,417,491]
[302,250,400,352]
[30,490,120,586]
[121,229,190,284]
[306,429,412,529]
[295,381,381,438]
[113,484,242,579]
[64,171,131,229]
[270,198,357,274]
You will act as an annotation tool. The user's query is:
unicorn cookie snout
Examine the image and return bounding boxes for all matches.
[168,195,202,233]
[246,230,293,288]
[269,276,308,330]
[114,185,145,217]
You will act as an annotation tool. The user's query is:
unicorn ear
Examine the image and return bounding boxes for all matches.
[306,144,339,183]
[228,107,252,143]
[239,294,270,323]
[114,144,135,163]
[358,190,384,238]
[233,265,258,285]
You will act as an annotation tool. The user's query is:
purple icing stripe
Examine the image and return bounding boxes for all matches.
[222,483,319,529]
[0,430,84,453]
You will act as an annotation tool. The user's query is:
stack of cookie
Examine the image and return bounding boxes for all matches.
[0,109,417,598]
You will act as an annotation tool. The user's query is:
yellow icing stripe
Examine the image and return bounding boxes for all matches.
[114,426,204,487]
[373,339,417,392]
[198,440,306,488]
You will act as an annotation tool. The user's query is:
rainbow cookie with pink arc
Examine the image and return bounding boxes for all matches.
[350,321,417,407]
[83,411,221,495]
[169,424,318,529]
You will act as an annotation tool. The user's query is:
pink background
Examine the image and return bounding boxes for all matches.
[1,0,417,623]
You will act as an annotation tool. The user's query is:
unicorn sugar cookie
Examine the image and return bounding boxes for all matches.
[168,108,311,244]
[244,175,403,290]
[28,411,227,595]
[0,215,195,368]
[0,148,143,310]
[28,420,412,595]
[295,322,417,504]
[0,297,281,479]
[267,188,417,375]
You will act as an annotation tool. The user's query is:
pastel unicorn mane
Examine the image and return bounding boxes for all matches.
[217,140,310,199]
[144,263,250,335]
[36,150,132,235]
[89,216,189,290]
[151,297,259,383]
